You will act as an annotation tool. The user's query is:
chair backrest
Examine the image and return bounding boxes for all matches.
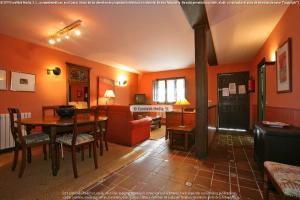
[93,105,108,117]
[42,106,59,118]
[7,108,25,144]
[72,108,99,145]
[96,106,109,131]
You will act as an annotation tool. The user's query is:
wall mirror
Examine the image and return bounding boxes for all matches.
[97,76,116,105]
[66,62,90,108]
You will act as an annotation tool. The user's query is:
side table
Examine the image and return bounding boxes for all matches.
[167,126,195,151]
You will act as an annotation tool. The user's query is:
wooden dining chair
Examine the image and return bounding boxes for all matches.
[91,106,109,156]
[8,108,50,178]
[56,108,98,178]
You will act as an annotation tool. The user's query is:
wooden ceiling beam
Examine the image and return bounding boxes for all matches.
[180,1,218,66]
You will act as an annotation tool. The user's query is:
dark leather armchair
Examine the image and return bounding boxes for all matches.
[254,123,300,167]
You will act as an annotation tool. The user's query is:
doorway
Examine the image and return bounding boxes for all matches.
[218,71,250,131]
[257,60,266,122]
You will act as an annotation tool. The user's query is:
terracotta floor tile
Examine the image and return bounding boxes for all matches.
[117,165,137,176]
[88,183,110,193]
[213,172,230,183]
[130,183,146,192]
[162,180,188,192]
[211,180,230,192]
[231,184,240,193]
[109,185,129,192]
[237,168,255,180]
[143,173,169,186]
[194,176,212,190]
[102,173,127,187]
[238,177,258,189]
[170,169,194,183]
[239,186,263,200]
[140,182,162,192]
[118,176,142,190]
[83,131,264,199]
[230,175,238,185]
[214,164,230,173]
[197,169,213,179]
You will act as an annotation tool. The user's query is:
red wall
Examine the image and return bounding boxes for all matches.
[0,34,138,117]
[250,5,300,126]
[138,63,251,107]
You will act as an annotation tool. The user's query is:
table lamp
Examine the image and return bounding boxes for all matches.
[175,97,190,127]
[104,89,115,105]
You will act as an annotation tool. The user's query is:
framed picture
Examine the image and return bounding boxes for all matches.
[0,69,7,90]
[10,71,36,92]
[276,38,292,93]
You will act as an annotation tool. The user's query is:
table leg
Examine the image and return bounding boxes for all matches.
[25,126,33,163]
[169,130,173,147]
[99,124,103,156]
[49,126,58,176]
[185,132,188,151]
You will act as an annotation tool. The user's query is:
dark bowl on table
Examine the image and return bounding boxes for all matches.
[56,105,75,118]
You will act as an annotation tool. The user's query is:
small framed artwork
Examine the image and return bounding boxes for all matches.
[10,71,36,92]
[0,69,7,90]
[276,38,292,93]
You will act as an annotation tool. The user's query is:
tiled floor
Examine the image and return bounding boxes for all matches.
[76,131,278,200]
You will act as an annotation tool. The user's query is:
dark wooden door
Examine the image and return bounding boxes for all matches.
[218,71,250,130]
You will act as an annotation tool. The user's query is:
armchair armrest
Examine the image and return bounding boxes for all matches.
[129,118,151,129]
[128,118,151,146]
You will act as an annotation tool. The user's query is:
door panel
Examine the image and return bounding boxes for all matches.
[218,72,250,130]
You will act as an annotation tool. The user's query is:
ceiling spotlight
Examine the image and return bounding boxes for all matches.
[48,20,82,45]
[48,39,56,45]
[74,30,81,36]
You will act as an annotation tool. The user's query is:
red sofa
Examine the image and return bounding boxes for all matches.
[99,105,151,146]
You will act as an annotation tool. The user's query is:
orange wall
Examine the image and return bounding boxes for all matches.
[138,63,251,107]
[250,5,300,125]
[0,34,138,117]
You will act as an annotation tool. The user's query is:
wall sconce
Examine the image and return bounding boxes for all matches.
[47,67,61,76]
[116,75,128,87]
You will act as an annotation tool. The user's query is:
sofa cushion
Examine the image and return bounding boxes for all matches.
[264,161,300,198]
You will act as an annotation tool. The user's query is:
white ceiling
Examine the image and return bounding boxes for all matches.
[0,3,289,73]
[0,4,194,73]
[205,2,289,64]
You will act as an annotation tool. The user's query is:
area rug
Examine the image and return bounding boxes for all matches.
[150,125,166,140]
[0,143,144,200]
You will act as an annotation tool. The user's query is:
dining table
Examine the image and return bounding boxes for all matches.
[20,115,108,176]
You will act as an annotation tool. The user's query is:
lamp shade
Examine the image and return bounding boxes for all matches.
[104,90,115,98]
[175,97,190,106]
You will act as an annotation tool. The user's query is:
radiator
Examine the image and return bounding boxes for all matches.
[0,112,31,150]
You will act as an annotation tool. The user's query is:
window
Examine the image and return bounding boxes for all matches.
[153,77,186,104]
